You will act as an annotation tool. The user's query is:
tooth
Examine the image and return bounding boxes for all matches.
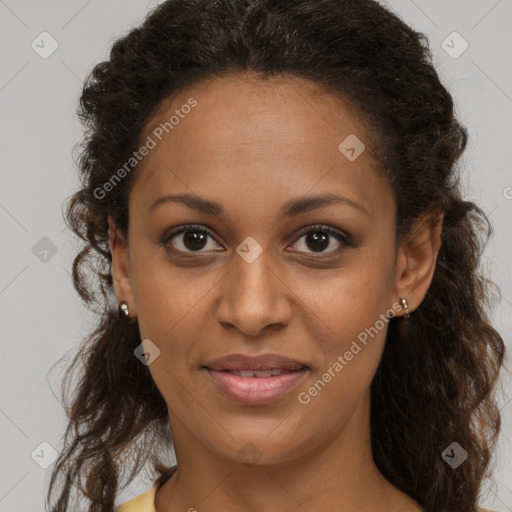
[239,370,255,377]
[253,370,273,377]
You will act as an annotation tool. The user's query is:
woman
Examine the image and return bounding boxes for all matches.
[46,0,506,511]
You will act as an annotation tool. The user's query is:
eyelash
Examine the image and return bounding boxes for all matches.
[159,223,355,256]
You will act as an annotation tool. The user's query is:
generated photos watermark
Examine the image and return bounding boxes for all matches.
[297,300,403,405]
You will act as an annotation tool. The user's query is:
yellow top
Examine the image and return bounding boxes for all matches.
[116,485,158,512]
[116,486,497,512]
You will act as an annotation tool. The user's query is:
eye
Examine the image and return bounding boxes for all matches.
[160,224,223,254]
[159,223,355,257]
[288,224,354,255]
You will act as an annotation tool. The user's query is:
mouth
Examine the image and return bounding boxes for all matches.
[202,365,309,405]
[202,352,311,405]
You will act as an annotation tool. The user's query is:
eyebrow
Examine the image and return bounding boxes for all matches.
[149,192,369,217]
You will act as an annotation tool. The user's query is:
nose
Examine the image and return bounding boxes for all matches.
[215,248,292,338]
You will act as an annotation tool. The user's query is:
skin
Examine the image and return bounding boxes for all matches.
[109,72,442,512]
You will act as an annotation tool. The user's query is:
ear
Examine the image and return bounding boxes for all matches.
[108,216,136,315]
[393,212,443,316]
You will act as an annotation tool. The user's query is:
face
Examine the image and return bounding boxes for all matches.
[109,73,437,466]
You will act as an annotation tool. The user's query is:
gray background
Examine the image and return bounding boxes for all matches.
[0,0,511,510]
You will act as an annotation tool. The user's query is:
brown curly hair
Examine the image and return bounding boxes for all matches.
[46,0,507,511]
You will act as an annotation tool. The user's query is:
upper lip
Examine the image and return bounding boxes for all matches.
[204,353,309,371]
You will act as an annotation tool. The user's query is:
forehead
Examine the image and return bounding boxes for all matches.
[129,73,392,224]
[146,72,367,151]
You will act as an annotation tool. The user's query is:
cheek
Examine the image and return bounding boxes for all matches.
[295,274,392,424]
[129,256,213,391]
[131,241,217,335]
[289,246,395,397]
[303,279,389,390]
[290,247,396,341]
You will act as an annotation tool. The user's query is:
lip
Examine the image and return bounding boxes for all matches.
[204,367,309,405]
[204,353,309,372]
[202,352,310,405]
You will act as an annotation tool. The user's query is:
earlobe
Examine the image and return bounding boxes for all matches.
[107,216,135,315]
[394,213,443,316]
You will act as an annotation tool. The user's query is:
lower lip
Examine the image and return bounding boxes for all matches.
[204,368,309,405]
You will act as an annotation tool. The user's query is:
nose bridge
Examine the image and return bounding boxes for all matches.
[216,244,290,336]
[234,247,273,299]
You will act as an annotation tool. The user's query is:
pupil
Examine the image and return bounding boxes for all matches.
[184,230,207,250]
[307,232,328,252]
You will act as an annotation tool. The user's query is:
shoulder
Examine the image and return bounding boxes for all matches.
[116,485,158,512]
[478,508,497,512]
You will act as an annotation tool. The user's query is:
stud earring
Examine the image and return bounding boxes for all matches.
[118,301,135,323]
[399,297,410,319]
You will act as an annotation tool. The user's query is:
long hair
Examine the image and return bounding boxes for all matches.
[46,1,506,510]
